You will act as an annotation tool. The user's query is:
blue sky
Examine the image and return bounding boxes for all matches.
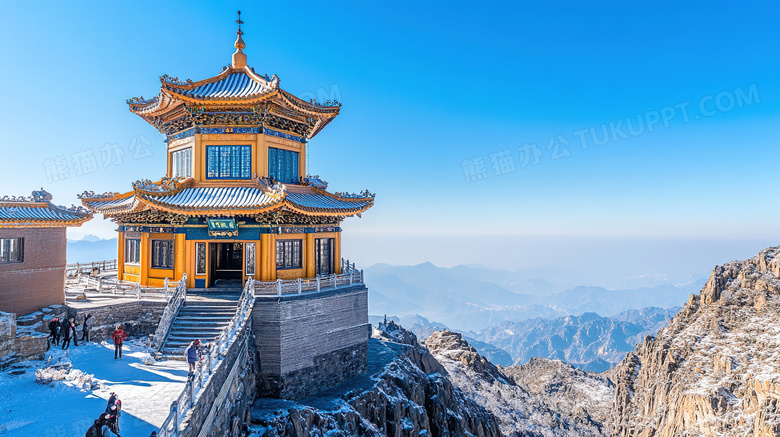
[1,1,778,283]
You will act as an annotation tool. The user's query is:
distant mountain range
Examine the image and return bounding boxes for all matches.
[474,307,680,372]
[66,236,117,264]
[365,262,703,333]
[374,306,679,372]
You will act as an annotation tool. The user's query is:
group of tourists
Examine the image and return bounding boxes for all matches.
[47,313,93,350]
[47,315,130,362]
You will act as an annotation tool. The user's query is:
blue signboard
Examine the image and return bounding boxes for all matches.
[207,218,238,237]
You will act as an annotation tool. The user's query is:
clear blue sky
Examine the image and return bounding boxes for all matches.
[1,1,778,283]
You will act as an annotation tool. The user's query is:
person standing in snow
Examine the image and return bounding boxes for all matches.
[185,339,203,375]
[82,313,94,342]
[111,325,128,359]
[48,317,60,346]
[70,318,79,346]
[105,392,122,434]
[61,317,73,350]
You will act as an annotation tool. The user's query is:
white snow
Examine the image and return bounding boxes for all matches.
[0,340,188,437]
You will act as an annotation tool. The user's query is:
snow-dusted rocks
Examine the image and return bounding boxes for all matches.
[426,329,613,437]
[612,246,780,436]
[251,325,501,437]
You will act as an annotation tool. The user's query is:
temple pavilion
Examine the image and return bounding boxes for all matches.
[81,18,373,289]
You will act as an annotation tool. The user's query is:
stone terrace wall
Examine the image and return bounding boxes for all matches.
[253,285,370,400]
[0,299,166,368]
[66,300,166,342]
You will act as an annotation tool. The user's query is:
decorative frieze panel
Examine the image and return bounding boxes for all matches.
[245,242,256,276]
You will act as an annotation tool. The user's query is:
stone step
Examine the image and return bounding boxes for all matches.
[182,302,238,309]
[166,336,221,344]
[180,305,237,311]
[178,307,236,313]
[177,311,235,317]
[173,319,230,329]
[175,315,233,321]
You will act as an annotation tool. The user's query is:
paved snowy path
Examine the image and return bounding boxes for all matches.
[0,340,188,437]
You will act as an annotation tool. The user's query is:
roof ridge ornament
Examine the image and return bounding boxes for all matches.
[232,10,247,69]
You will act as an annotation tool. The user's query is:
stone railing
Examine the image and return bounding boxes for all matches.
[65,259,118,277]
[151,274,187,352]
[341,258,358,274]
[254,270,364,296]
[156,277,254,437]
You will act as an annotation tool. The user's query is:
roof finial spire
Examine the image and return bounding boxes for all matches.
[232,10,247,68]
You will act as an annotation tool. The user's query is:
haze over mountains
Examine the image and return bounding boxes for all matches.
[366,262,704,331]
[66,235,117,264]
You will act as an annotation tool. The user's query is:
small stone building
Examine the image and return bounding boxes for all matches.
[0,189,92,316]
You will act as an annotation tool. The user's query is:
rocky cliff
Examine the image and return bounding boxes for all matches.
[249,321,502,436]
[426,330,614,437]
[611,246,780,436]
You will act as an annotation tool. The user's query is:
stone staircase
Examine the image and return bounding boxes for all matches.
[160,291,241,359]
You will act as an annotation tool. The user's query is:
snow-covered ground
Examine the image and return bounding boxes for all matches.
[0,340,188,437]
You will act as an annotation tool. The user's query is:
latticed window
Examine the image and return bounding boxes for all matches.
[275,239,302,269]
[171,147,193,178]
[125,239,140,264]
[195,242,207,275]
[206,145,251,179]
[268,147,299,184]
[0,238,23,263]
[151,240,174,269]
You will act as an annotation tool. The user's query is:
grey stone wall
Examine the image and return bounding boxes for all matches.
[253,285,370,399]
[1,299,165,368]
[66,300,166,342]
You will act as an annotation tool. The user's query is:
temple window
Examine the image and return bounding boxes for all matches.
[0,238,24,263]
[206,145,252,179]
[275,239,302,269]
[151,240,174,269]
[171,148,193,178]
[268,147,299,184]
[125,238,140,264]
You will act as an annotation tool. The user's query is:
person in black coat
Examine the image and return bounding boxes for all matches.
[85,418,101,437]
[70,318,79,347]
[105,392,122,433]
[48,317,60,346]
[61,317,72,350]
[81,313,93,342]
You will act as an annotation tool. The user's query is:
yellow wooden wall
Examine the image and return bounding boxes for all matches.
[118,230,341,287]
[166,132,305,183]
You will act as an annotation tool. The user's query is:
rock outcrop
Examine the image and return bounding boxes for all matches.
[611,246,780,436]
[250,321,502,436]
[426,330,614,437]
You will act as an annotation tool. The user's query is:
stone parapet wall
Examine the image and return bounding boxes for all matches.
[181,317,255,437]
[253,285,370,399]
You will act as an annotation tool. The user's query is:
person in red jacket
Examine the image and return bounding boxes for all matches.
[111,325,128,359]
